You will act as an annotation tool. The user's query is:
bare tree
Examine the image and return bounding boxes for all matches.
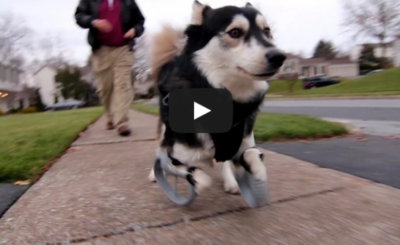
[37,32,72,68]
[342,0,400,67]
[284,73,299,93]
[0,11,33,68]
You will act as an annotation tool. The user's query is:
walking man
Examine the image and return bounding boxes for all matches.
[74,0,145,136]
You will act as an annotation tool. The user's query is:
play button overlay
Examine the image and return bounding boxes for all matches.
[169,88,233,133]
[194,102,211,120]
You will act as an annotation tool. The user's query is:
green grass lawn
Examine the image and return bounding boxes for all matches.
[0,107,102,183]
[267,79,303,94]
[132,103,348,142]
[267,67,400,98]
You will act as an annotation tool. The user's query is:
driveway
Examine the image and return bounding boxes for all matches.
[260,98,400,189]
[259,135,400,189]
[261,99,400,136]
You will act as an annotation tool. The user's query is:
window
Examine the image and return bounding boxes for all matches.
[0,66,4,81]
[10,70,15,83]
[314,66,325,75]
[13,70,19,83]
[283,61,295,72]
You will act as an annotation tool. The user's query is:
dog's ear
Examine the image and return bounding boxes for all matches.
[191,1,212,25]
[245,2,254,8]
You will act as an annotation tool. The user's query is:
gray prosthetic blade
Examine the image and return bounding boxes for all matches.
[153,153,197,206]
[236,169,268,208]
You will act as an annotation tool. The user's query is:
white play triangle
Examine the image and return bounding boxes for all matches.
[194,102,211,120]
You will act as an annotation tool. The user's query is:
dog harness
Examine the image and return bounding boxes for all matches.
[161,91,265,162]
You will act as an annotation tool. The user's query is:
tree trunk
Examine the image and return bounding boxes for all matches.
[379,38,388,69]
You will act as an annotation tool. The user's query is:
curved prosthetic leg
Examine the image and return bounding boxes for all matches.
[153,151,212,206]
[234,147,268,208]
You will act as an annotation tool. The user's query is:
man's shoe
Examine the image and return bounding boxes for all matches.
[106,122,114,130]
[118,125,131,136]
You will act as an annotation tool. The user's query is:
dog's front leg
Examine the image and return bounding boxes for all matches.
[221,160,240,194]
[235,132,267,182]
[149,147,212,195]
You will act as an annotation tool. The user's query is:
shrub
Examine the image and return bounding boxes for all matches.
[7,108,20,114]
[20,107,37,114]
[0,109,3,116]
[34,89,45,112]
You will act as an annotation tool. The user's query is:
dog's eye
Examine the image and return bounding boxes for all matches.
[263,27,272,38]
[228,28,243,39]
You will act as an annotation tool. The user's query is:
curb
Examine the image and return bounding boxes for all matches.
[322,118,361,135]
[265,96,400,101]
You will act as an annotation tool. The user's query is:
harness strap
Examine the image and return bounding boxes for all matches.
[162,93,170,106]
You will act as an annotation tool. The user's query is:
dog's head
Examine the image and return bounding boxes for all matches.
[187,1,286,88]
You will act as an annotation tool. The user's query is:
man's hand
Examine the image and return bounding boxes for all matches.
[124,28,136,39]
[92,19,112,33]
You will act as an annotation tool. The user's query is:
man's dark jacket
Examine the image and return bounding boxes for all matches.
[74,0,145,52]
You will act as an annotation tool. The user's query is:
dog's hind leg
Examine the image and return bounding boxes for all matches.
[221,160,240,194]
[148,167,156,182]
[148,123,166,182]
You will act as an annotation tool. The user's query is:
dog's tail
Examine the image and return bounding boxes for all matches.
[149,24,185,140]
[149,24,186,85]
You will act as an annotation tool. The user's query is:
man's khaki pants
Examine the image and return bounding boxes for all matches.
[91,45,134,128]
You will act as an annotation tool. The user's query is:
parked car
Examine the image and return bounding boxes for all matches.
[45,99,85,111]
[365,69,384,75]
[302,76,340,89]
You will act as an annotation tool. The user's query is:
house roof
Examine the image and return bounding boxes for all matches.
[285,53,303,59]
[328,56,356,64]
[359,39,398,48]
[33,65,60,76]
[0,62,23,73]
[300,56,355,66]
[301,58,329,66]
[80,65,92,76]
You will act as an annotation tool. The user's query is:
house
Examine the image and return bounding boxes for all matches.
[0,63,32,112]
[350,38,400,67]
[80,64,97,88]
[132,33,155,98]
[394,39,400,67]
[33,65,64,107]
[278,54,359,79]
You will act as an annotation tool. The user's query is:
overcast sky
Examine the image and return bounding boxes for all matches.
[0,0,355,65]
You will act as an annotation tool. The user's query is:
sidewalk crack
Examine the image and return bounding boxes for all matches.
[71,138,156,147]
[46,183,370,245]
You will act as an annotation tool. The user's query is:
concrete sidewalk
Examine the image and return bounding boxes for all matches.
[0,110,399,245]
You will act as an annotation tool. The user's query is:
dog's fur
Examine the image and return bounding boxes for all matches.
[148,1,286,195]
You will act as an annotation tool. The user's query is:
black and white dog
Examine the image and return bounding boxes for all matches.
[147,1,286,195]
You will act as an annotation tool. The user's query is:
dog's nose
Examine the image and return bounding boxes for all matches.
[265,50,286,68]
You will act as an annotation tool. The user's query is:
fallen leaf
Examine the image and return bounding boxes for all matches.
[386,135,400,140]
[14,180,30,186]
[66,147,81,153]
[356,137,368,142]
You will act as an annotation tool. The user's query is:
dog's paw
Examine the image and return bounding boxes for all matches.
[224,181,240,195]
[148,168,156,182]
[243,149,267,182]
[251,163,267,182]
[191,168,212,195]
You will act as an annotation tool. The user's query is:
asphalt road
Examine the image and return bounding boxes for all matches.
[0,184,29,217]
[260,99,400,189]
[261,99,400,136]
[261,99,400,121]
[259,135,400,189]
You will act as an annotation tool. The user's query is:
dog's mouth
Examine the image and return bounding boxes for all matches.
[237,67,278,78]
